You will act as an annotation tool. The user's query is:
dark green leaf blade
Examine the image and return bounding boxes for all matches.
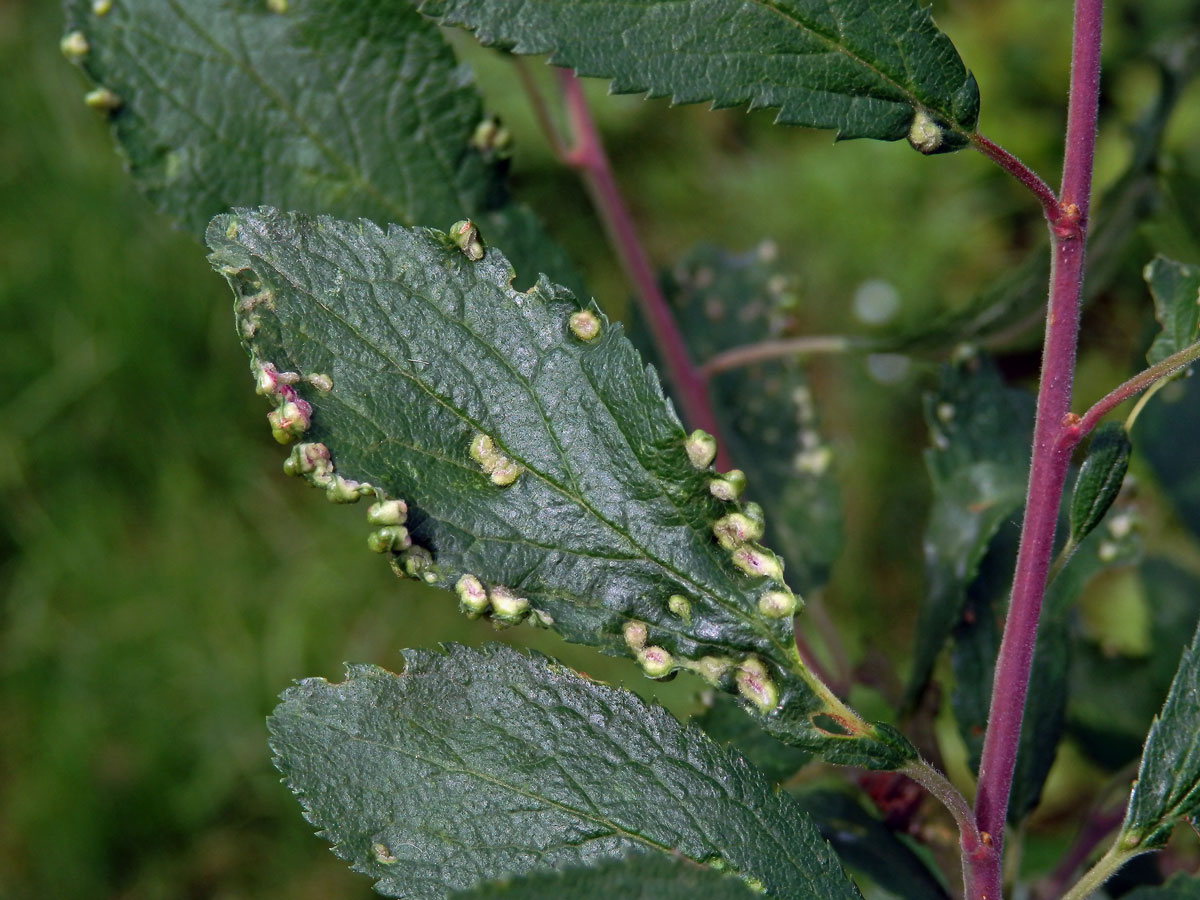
[417,0,980,150]
[208,207,916,769]
[63,0,497,234]
[1069,423,1133,547]
[1145,256,1200,367]
[906,353,1033,704]
[449,855,763,900]
[694,691,813,784]
[1119,618,1200,850]
[269,644,863,900]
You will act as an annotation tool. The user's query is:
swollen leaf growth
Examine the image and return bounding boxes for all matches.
[207,207,915,768]
[269,643,863,900]
[417,0,980,150]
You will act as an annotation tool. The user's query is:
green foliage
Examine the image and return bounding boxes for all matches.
[1119,618,1200,849]
[1068,423,1132,548]
[1145,256,1200,367]
[650,244,843,593]
[269,643,862,900]
[207,207,914,768]
[60,0,577,293]
[447,855,762,900]
[693,692,812,783]
[1124,874,1200,899]
[907,353,1034,703]
[1140,378,1200,540]
[416,0,979,149]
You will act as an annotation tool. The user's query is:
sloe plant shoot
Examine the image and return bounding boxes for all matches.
[62,1,1200,898]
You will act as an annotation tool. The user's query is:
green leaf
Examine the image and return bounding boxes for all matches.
[1145,256,1200,367]
[417,0,980,151]
[1124,874,1200,900]
[1069,423,1133,548]
[906,353,1033,705]
[694,691,812,784]
[268,643,863,900]
[1119,617,1200,850]
[449,855,763,899]
[207,207,916,769]
[791,788,951,900]
[61,0,580,293]
[646,244,843,594]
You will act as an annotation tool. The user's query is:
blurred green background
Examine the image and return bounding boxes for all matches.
[3,0,1200,897]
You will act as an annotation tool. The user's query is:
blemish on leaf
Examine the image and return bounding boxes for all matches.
[324,474,372,504]
[367,499,408,526]
[60,31,89,61]
[684,429,718,469]
[568,309,602,342]
[667,594,692,622]
[92,0,113,15]
[267,398,312,444]
[371,842,397,865]
[638,645,674,679]
[449,219,485,261]
[731,545,784,582]
[266,0,287,11]
[623,620,648,651]
[709,469,746,501]
[306,373,333,393]
[471,116,511,158]
[367,526,411,554]
[907,108,944,154]
[468,432,524,486]
[736,657,779,713]
[392,546,434,581]
[85,87,122,112]
[713,512,764,550]
[757,590,799,619]
[489,587,529,623]
[455,574,489,617]
[689,656,734,685]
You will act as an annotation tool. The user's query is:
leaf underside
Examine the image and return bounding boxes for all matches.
[417,0,980,149]
[268,643,863,900]
[448,855,763,899]
[207,207,915,769]
[1145,255,1200,367]
[1120,617,1200,849]
[62,0,578,292]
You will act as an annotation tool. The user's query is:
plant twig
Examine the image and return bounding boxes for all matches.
[971,133,1060,220]
[1059,842,1138,900]
[698,335,865,376]
[1037,806,1126,900]
[969,2,1105,897]
[1059,341,1200,450]
[543,69,730,468]
[902,758,985,899]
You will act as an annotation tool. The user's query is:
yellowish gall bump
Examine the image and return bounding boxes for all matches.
[489,587,529,621]
[85,87,122,112]
[684,429,718,469]
[266,0,287,11]
[731,545,784,581]
[709,469,746,501]
[693,656,733,685]
[667,594,691,621]
[757,590,799,619]
[736,657,780,713]
[92,0,113,14]
[638,646,674,679]
[367,499,408,526]
[488,458,524,486]
[455,574,489,615]
[367,527,411,554]
[450,219,484,261]
[569,310,602,342]
[907,109,944,155]
[623,620,648,651]
[713,512,764,550]
[60,31,90,61]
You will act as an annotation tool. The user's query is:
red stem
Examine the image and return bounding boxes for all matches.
[967,2,1104,897]
[971,134,1060,220]
[554,71,730,468]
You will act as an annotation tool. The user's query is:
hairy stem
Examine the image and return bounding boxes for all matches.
[1059,843,1137,900]
[1036,806,1125,900]
[971,133,1060,219]
[548,70,730,467]
[969,2,1105,897]
[1061,340,1200,449]
[902,759,984,899]
[698,334,865,376]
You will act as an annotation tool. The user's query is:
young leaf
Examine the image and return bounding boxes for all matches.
[906,353,1033,704]
[269,644,864,900]
[448,855,763,899]
[1118,618,1200,850]
[61,0,578,292]
[1068,422,1132,548]
[417,0,980,151]
[208,207,916,769]
[1145,256,1200,367]
[642,244,843,594]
